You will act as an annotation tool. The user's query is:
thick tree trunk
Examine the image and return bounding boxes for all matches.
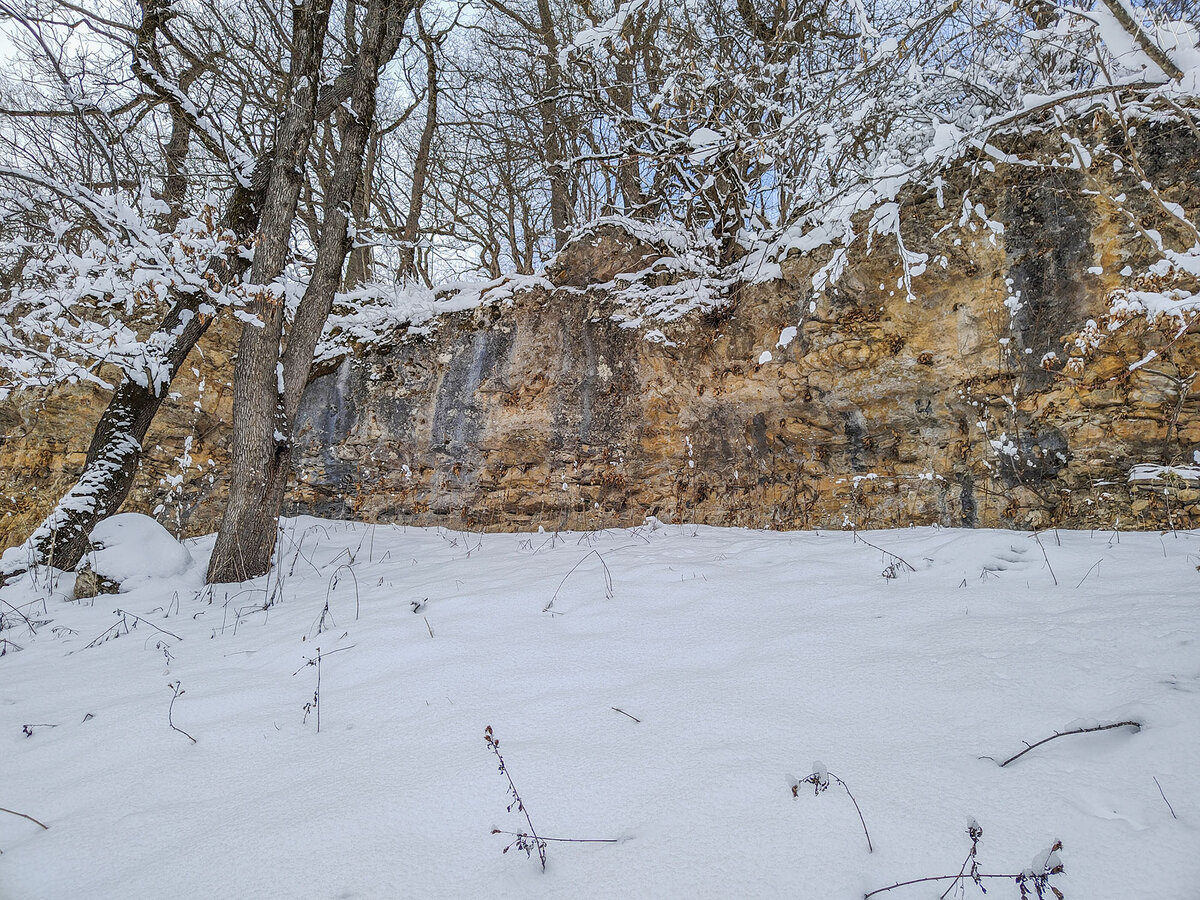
[343,131,377,288]
[207,0,413,584]
[611,55,645,215]
[205,0,337,584]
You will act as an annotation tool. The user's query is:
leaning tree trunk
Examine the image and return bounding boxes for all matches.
[1096,0,1183,81]
[207,0,412,584]
[0,183,261,577]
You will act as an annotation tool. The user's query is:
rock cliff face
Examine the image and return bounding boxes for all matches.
[3,125,1199,544]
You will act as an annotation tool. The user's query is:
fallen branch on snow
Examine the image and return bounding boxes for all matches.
[985,720,1142,768]
[864,824,1064,899]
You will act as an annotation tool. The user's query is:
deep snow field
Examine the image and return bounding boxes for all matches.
[1,516,1198,899]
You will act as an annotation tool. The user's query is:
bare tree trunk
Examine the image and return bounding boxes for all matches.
[611,54,645,214]
[397,9,439,278]
[1096,0,1182,81]
[207,0,414,583]
[159,63,203,229]
[534,0,572,249]
[342,130,377,288]
[204,0,338,583]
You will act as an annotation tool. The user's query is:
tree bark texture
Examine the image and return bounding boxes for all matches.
[396,9,438,278]
[207,0,415,583]
[205,0,337,583]
[535,0,572,249]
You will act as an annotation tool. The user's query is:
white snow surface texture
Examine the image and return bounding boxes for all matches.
[1,517,1198,898]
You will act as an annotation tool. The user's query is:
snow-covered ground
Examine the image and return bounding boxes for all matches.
[1,518,1198,899]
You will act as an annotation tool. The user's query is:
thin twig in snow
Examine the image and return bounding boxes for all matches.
[290,644,356,674]
[1075,558,1103,588]
[866,829,1064,898]
[865,871,1051,898]
[326,565,360,621]
[791,768,873,853]
[115,608,182,641]
[0,596,37,633]
[1032,532,1058,585]
[544,549,613,612]
[0,806,49,830]
[852,530,916,574]
[167,681,196,744]
[491,829,618,844]
[485,726,547,871]
[1153,776,1178,819]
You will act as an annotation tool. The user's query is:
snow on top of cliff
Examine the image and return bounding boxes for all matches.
[315,275,552,364]
[316,217,736,363]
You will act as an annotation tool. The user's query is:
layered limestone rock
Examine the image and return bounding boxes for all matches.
[3,124,1199,542]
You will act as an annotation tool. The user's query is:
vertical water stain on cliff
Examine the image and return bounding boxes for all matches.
[578,320,598,442]
[291,357,360,516]
[843,409,869,472]
[959,472,978,527]
[1003,170,1096,390]
[431,327,514,461]
[296,357,357,446]
[555,311,635,448]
